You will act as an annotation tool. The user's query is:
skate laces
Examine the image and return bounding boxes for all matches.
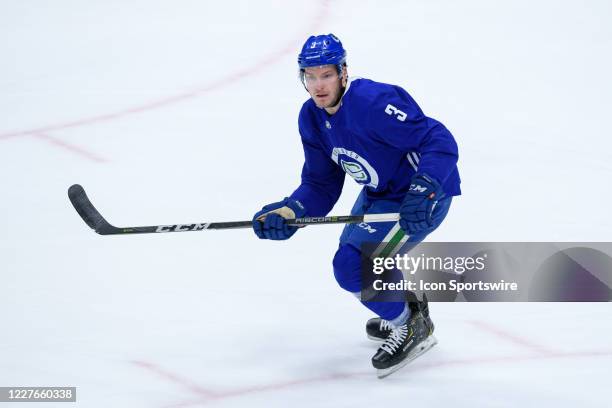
[380,325,408,354]
[379,320,393,331]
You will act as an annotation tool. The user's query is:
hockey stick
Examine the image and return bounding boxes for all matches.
[68,184,400,235]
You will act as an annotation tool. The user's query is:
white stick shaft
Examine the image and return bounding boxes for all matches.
[362,213,400,223]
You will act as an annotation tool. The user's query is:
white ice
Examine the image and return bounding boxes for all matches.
[1,1,611,407]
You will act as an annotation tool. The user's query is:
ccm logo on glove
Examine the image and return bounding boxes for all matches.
[400,173,445,235]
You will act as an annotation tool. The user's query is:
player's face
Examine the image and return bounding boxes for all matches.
[303,65,345,109]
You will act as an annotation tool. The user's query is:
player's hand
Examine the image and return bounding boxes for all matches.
[252,198,307,240]
[399,173,445,235]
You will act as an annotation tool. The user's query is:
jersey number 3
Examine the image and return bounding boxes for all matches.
[385,104,407,122]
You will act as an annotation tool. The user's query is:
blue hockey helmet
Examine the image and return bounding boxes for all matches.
[298,33,347,71]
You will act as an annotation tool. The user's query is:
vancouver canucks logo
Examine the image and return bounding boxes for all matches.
[340,160,367,181]
[331,147,379,188]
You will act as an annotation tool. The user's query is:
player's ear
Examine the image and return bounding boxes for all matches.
[341,66,348,86]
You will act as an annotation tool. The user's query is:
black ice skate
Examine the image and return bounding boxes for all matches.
[371,305,437,378]
[366,317,393,341]
[366,297,434,342]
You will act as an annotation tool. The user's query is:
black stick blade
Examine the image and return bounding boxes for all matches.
[68,184,113,234]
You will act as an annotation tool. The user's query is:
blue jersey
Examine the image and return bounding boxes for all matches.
[290,77,461,217]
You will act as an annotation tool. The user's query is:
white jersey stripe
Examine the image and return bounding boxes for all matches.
[406,153,418,171]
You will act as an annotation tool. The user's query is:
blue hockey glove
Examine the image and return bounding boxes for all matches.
[252,198,307,240]
[399,173,445,235]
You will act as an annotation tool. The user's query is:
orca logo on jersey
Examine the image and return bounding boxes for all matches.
[331,147,379,189]
[340,160,367,182]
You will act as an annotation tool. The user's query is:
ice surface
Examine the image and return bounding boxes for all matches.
[1,0,611,407]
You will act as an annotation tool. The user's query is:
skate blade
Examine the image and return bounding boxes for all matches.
[376,335,438,379]
[367,334,386,342]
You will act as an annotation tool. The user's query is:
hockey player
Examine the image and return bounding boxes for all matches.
[252,34,461,378]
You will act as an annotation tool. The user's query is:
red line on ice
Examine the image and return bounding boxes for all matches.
[467,319,554,355]
[0,0,331,141]
[131,360,217,399]
[31,133,108,163]
[144,349,612,408]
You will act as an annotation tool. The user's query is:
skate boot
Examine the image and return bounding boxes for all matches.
[366,295,434,342]
[418,294,435,334]
[366,318,393,341]
[371,304,437,378]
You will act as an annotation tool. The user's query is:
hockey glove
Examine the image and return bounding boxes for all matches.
[252,198,307,240]
[399,173,445,235]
